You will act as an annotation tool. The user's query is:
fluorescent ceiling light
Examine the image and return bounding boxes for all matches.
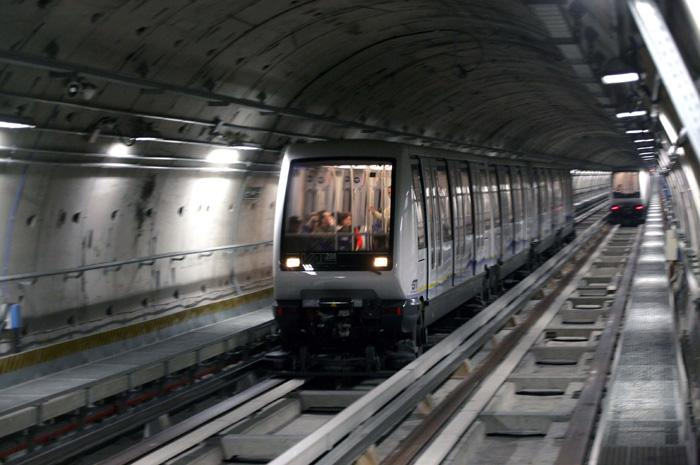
[616,110,647,118]
[637,146,654,150]
[626,129,650,134]
[0,115,35,129]
[206,148,239,164]
[638,152,655,155]
[634,139,654,143]
[602,72,640,84]
[133,136,162,142]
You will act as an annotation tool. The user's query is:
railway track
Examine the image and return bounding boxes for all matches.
[80,206,642,465]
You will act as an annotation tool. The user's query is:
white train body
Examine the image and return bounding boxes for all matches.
[609,168,651,225]
[273,140,574,354]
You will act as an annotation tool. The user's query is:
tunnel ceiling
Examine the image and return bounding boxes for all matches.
[0,0,643,169]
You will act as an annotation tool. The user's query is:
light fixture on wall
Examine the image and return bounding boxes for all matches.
[601,72,640,84]
[658,112,678,144]
[206,148,240,165]
[634,139,655,143]
[626,129,650,134]
[107,143,131,158]
[0,115,36,129]
[616,110,647,118]
[637,146,655,150]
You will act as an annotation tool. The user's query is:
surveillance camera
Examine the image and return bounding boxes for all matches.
[66,81,83,98]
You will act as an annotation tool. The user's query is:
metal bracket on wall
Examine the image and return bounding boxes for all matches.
[63,271,83,281]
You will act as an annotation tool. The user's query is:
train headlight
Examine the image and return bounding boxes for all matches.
[286,257,301,268]
[373,256,389,268]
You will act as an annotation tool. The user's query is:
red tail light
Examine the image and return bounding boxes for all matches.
[611,206,620,210]
[277,306,297,316]
[381,307,402,315]
[635,205,644,210]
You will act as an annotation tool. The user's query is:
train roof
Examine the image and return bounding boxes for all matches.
[283,139,576,170]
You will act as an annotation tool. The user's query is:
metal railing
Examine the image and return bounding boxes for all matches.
[0,240,273,284]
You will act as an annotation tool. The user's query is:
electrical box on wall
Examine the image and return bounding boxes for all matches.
[6,304,22,329]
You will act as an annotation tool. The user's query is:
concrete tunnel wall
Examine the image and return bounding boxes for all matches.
[0,162,278,354]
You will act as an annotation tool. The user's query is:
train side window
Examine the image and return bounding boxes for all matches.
[436,160,452,243]
[411,165,426,250]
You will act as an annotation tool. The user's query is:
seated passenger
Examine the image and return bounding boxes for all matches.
[337,212,353,251]
[313,210,335,251]
[301,212,320,233]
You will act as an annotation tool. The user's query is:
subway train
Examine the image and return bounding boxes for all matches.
[609,168,650,225]
[272,140,593,368]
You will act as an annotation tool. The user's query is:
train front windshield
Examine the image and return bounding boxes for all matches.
[281,160,393,270]
[612,171,640,198]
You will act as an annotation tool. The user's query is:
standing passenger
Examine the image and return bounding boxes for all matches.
[369,186,391,224]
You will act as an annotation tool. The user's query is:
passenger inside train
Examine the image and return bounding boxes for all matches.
[281,161,393,255]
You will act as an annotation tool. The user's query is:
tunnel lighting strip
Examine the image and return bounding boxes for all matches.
[33,126,270,152]
[0,145,280,171]
[0,51,616,170]
[0,241,273,284]
[0,156,281,174]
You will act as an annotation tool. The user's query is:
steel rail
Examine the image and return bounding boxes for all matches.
[574,196,610,224]
[268,215,607,465]
[382,226,610,465]
[0,240,272,283]
[319,216,610,465]
[11,359,273,465]
[552,227,641,465]
[95,378,300,465]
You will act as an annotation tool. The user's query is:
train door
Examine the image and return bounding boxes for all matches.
[459,162,475,278]
[471,163,486,273]
[421,158,453,299]
[410,161,427,299]
[475,164,496,269]
[488,166,502,262]
[497,166,514,259]
[564,171,573,227]
[421,159,439,300]
[511,166,525,254]
[537,168,550,239]
[448,161,464,286]
[521,167,536,243]
[434,160,454,293]
[552,170,563,230]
